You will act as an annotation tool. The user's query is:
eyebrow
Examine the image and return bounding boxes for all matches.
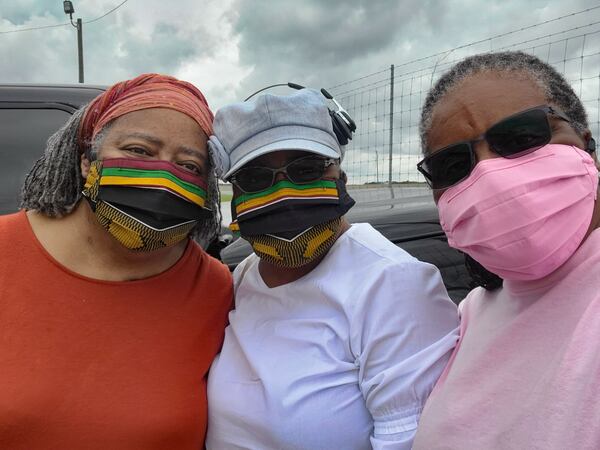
[117,132,207,162]
[178,146,208,163]
[117,131,164,146]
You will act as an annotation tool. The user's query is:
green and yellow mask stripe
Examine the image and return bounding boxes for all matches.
[100,167,207,208]
[234,180,338,217]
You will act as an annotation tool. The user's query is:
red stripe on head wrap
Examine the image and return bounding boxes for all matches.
[79,73,214,150]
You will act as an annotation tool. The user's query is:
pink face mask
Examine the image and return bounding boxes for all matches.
[438,144,599,281]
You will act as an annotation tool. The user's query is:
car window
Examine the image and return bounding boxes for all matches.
[0,108,71,214]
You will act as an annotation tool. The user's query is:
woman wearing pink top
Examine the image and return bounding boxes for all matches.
[413,50,600,450]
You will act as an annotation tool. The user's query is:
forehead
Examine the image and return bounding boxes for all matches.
[427,71,548,152]
[103,108,207,147]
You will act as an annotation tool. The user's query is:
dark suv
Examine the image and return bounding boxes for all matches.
[1,84,473,303]
[0,84,105,214]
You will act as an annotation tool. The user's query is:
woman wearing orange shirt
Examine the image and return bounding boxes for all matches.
[0,74,232,449]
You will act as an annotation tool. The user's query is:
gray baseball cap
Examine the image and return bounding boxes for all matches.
[208,88,342,180]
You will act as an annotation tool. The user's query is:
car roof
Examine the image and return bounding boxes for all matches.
[0,84,106,109]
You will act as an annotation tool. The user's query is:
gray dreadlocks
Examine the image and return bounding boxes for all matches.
[20,105,222,248]
[420,51,589,153]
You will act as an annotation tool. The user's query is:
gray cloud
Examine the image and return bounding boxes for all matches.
[83,21,206,80]
[230,0,599,100]
[235,0,434,65]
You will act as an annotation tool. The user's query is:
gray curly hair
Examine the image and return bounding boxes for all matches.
[20,105,222,248]
[420,50,589,153]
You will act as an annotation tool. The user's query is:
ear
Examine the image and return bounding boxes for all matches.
[340,170,348,184]
[582,129,595,153]
[585,132,600,170]
[80,152,91,179]
[592,147,600,171]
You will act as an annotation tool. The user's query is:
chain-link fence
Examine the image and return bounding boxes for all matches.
[331,5,600,185]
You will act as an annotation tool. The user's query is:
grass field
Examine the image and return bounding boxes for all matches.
[219,184,233,203]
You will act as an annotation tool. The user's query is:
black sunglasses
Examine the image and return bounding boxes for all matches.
[416,105,572,190]
[230,155,337,193]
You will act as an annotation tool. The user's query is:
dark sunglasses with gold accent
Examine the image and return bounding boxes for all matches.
[416,105,572,190]
[230,155,337,193]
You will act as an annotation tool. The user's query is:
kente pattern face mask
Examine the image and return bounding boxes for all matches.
[230,178,355,267]
[438,144,599,281]
[244,217,343,268]
[82,158,211,252]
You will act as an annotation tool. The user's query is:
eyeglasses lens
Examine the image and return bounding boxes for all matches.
[234,167,274,193]
[486,108,550,157]
[422,108,553,189]
[424,143,473,189]
[234,157,327,193]
[287,158,325,183]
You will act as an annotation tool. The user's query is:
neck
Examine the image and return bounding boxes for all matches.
[258,219,350,288]
[26,201,189,282]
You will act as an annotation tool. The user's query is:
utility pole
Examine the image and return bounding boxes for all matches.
[63,1,84,83]
[76,18,84,83]
[388,64,394,185]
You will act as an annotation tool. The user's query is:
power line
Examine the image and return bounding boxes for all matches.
[0,0,132,35]
[84,0,131,24]
[0,22,70,35]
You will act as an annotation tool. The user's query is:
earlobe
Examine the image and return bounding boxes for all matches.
[582,129,595,154]
[587,137,597,154]
[592,150,600,171]
[80,153,91,179]
[340,170,348,184]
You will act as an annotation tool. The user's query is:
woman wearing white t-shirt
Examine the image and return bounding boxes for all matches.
[206,88,459,450]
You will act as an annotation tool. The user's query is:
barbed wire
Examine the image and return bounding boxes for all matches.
[339,8,600,184]
[329,4,600,93]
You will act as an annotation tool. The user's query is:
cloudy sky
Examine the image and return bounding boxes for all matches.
[1,0,597,106]
[3,0,600,182]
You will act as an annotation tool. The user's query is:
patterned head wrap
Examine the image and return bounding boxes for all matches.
[79,73,213,149]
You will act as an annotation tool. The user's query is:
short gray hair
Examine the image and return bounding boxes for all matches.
[20,105,222,247]
[420,51,589,153]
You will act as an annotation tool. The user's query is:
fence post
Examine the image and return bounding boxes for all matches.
[388,64,394,185]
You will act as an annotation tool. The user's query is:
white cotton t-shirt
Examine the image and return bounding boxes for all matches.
[206,223,459,450]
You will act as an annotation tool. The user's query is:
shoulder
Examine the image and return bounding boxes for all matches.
[185,244,234,314]
[329,223,439,283]
[333,223,418,266]
[457,286,496,323]
[318,224,454,314]
[0,211,27,230]
[187,241,233,284]
[232,253,258,284]
[0,211,30,246]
